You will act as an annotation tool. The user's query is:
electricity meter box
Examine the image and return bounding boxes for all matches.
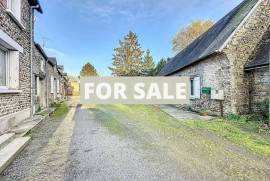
[211,89,224,100]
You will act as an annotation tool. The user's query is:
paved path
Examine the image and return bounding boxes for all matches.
[158,105,213,120]
[1,104,270,181]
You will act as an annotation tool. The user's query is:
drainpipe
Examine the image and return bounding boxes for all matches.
[30,5,40,117]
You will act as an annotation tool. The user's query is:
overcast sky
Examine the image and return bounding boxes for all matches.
[35,0,242,76]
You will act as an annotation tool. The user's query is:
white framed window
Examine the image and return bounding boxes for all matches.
[7,0,21,22]
[57,79,60,93]
[0,30,22,93]
[34,76,40,96]
[50,76,54,94]
[0,47,7,88]
[190,76,201,99]
[40,60,45,72]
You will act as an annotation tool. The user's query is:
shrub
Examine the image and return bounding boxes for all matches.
[227,114,248,122]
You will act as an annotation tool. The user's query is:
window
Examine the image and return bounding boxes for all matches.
[34,76,40,96]
[34,76,37,95]
[40,60,45,72]
[7,0,21,22]
[0,48,7,87]
[0,30,22,93]
[57,79,60,93]
[190,76,201,99]
[50,76,54,94]
[190,79,194,96]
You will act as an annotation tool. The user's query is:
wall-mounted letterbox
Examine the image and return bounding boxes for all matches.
[211,89,224,100]
[202,87,211,95]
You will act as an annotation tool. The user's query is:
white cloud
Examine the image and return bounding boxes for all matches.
[57,0,203,23]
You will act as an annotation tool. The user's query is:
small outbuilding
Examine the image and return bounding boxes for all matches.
[159,0,270,116]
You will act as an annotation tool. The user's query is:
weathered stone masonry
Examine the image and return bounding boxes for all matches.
[247,67,269,112]
[160,0,269,116]
[0,0,32,117]
[223,0,270,114]
[173,54,233,115]
[33,44,47,110]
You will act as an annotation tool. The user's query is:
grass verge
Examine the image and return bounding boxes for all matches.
[51,102,69,119]
[89,107,127,137]
[184,119,270,157]
[111,104,270,157]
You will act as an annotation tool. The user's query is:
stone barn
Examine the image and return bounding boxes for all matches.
[159,0,269,116]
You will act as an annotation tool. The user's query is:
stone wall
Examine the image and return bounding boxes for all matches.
[0,0,7,8]
[172,53,232,116]
[223,0,270,114]
[0,0,32,117]
[247,67,269,113]
[46,62,66,105]
[33,45,47,110]
[46,63,56,106]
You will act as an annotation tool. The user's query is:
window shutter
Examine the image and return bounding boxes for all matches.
[50,76,54,93]
[194,77,201,99]
[9,51,19,89]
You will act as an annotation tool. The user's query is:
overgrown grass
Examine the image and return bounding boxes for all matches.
[110,105,270,157]
[51,102,69,119]
[87,104,270,180]
[89,107,127,137]
[184,119,270,157]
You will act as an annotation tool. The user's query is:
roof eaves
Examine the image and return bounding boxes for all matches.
[244,63,269,71]
[28,0,43,13]
[34,43,47,59]
[164,51,221,76]
[48,57,57,66]
[218,0,261,51]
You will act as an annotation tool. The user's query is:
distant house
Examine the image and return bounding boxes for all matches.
[56,65,68,101]
[0,0,42,133]
[33,43,47,113]
[69,76,80,96]
[159,0,269,116]
[46,57,67,105]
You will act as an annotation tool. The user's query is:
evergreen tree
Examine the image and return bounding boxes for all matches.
[80,62,98,77]
[153,58,168,76]
[109,31,144,76]
[142,49,155,76]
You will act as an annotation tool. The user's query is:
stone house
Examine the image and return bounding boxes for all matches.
[46,57,58,106]
[159,0,269,116]
[0,0,42,133]
[33,43,47,113]
[56,65,68,101]
[46,57,67,106]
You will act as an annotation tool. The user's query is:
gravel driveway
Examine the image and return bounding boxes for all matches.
[1,104,270,181]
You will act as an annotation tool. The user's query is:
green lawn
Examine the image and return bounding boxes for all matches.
[51,102,69,119]
[87,104,270,180]
[184,119,270,157]
[108,104,270,157]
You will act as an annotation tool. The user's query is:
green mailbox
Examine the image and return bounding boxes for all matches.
[202,87,211,95]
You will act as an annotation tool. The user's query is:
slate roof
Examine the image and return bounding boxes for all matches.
[57,65,64,71]
[28,0,43,13]
[48,57,57,66]
[245,31,270,70]
[34,43,47,59]
[159,0,258,76]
